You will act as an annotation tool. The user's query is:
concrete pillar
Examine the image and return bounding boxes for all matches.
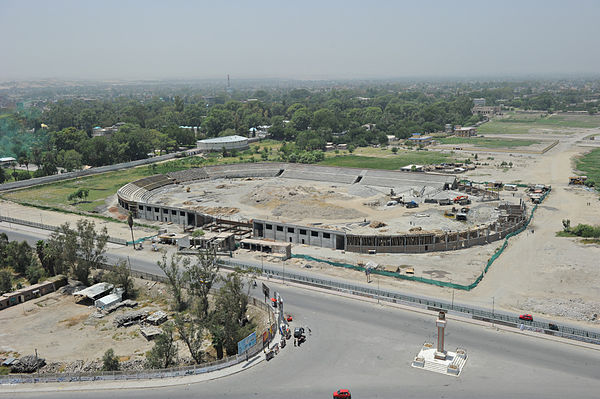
[435,311,447,360]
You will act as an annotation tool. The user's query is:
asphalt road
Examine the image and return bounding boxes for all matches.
[5,282,600,399]
[4,224,600,335]
[3,225,600,398]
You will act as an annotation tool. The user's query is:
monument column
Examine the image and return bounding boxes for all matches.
[435,311,447,360]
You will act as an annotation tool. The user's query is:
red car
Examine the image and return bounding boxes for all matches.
[333,389,351,399]
[519,314,533,321]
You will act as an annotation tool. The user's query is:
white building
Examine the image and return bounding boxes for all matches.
[196,135,249,152]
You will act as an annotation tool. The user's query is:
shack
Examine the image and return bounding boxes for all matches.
[95,292,123,310]
[158,233,190,249]
[191,232,236,251]
[73,282,114,302]
[240,238,292,260]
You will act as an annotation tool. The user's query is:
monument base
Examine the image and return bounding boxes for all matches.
[412,343,468,377]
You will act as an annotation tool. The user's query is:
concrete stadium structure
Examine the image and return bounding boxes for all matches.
[196,135,249,152]
[117,163,527,253]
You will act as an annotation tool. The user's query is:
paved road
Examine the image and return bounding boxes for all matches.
[4,224,600,336]
[3,225,600,398]
[4,281,600,398]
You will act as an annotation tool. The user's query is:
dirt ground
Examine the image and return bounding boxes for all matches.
[258,127,600,326]
[3,123,600,330]
[147,176,507,235]
[0,278,270,367]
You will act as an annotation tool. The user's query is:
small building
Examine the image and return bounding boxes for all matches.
[95,292,123,310]
[408,134,433,145]
[73,282,114,301]
[191,232,236,252]
[147,310,168,325]
[454,126,477,137]
[472,106,501,116]
[473,98,486,107]
[158,233,190,249]
[0,157,16,167]
[196,135,249,152]
[0,295,11,310]
[240,238,292,260]
[141,326,163,340]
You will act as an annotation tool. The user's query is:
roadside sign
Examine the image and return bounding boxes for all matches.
[237,332,257,355]
[262,283,270,299]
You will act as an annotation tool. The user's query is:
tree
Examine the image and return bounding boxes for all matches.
[58,149,83,172]
[25,258,45,284]
[291,109,311,131]
[0,166,5,184]
[207,320,226,360]
[46,220,108,284]
[157,252,188,311]
[146,323,178,369]
[127,212,135,250]
[106,260,134,299]
[185,248,219,319]
[1,241,33,275]
[72,220,109,284]
[102,348,119,371]
[391,147,398,154]
[211,271,254,356]
[268,116,285,140]
[0,269,12,294]
[67,188,90,203]
[174,314,205,364]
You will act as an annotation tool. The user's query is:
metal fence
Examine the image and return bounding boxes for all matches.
[0,290,277,385]
[219,258,600,346]
[0,215,128,245]
[0,153,180,193]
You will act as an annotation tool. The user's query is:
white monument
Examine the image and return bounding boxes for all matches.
[411,310,468,376]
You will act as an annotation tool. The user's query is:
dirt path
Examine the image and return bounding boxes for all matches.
[463,143,600,323]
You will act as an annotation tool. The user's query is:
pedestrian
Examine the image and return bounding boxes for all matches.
[307,327,312,335]
[294,339,297,347]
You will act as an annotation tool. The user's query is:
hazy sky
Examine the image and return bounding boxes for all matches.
[1,0,599,80]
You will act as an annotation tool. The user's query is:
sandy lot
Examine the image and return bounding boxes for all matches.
[0,278,270,366]
[147,176,508,235]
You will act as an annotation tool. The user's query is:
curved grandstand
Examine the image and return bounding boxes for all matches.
[117,163,527,253]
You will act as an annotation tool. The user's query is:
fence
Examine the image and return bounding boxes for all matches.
[0,215,128,245]
[219,257,600,346]
[0,274,277,385]
[289,190,549,292]
[0,153,180,193]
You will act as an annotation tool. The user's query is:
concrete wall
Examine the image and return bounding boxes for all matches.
[118,164,525,254]
[253,220,337,249]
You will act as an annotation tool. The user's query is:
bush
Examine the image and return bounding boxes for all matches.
[570,224,600,238]
[26,262,45,284]
[0,269,12,294]
[102,348,119,371]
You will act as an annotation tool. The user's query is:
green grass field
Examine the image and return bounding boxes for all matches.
[479,113,600,135]
[319,151,453,170]
[438,137,541,148]
[575,148,600,189]
[2,151,266,213]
